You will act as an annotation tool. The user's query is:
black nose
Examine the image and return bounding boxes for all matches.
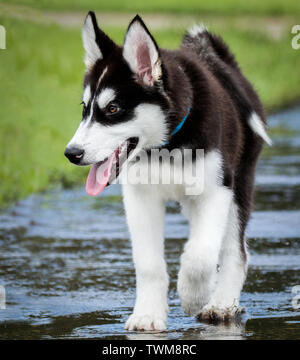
[64,147,84,164]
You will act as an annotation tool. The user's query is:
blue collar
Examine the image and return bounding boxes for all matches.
[164,107,190,145]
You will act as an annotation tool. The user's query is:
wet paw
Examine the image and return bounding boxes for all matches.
[178,283,207,316]
[125,313,166,332]
[177,251,213,315]
[197,305,245,324]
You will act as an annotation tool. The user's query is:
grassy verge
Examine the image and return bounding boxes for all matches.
[1,0,300,15]
[0,16,299,207]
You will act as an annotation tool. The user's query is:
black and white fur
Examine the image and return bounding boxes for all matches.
[65,12,271,331]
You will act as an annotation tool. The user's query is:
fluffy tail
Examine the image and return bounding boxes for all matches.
[182,24,272,146]
[182,24,239,69]
[248,112,272,146]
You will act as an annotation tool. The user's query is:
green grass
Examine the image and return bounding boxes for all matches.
[2,0,300,15]
[0,16,300,207]
[0,17,84,207]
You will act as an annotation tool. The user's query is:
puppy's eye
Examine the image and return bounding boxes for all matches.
[107,104,119,114]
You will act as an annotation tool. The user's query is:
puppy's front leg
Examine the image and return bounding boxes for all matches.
[123,184,168,331]
[178,186,233,315]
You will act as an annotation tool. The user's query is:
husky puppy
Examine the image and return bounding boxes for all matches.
[65,12,271,331]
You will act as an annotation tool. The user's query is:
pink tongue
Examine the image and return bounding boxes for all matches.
[86,151,116,196]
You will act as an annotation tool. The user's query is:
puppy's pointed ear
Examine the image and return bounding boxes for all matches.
[123,15,162,86]
[82,11,116,68]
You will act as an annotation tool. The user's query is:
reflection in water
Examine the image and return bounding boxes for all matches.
[183,321,246,340]
[126,321,245,340]
[0,107,300,339]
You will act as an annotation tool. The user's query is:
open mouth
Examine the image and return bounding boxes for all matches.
[85,137,139,196]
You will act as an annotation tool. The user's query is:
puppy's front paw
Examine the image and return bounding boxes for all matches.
[177,250,213,315]
[125,313,166,332]
[177,276,206,316]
